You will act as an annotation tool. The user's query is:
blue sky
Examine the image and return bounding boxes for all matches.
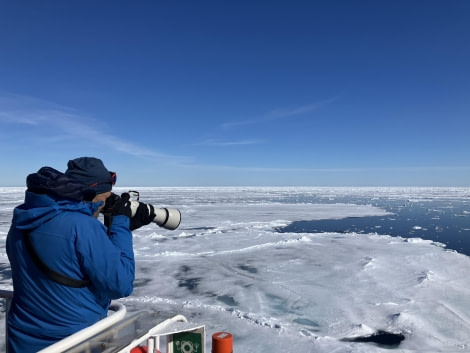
[1,1,469,187]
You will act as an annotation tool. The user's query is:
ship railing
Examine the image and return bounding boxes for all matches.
[0,290,205,353]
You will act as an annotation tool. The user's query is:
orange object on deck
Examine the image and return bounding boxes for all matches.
[130,346,161,353]
[212,332,233,353]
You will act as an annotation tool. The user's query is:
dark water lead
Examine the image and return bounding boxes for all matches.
[277,199,470,257]
[341,330,405,347]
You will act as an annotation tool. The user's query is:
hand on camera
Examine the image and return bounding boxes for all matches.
[130,202,156,231]
[102,193,132,218]
[101,193,132,235]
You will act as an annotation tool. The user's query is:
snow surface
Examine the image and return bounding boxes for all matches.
[1,187,470,352]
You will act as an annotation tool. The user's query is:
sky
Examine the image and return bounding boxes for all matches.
[0,1,469,187]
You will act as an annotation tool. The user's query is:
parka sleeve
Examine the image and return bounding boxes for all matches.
[76,215,135,299]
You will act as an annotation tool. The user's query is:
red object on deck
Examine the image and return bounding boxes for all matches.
[130,346,161,353]
[212,332,233,353]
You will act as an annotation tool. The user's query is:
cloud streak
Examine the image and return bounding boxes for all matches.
[0,94,188,163]
[194,139,265,147]
[220,97,338,130]
[268,98,337,119]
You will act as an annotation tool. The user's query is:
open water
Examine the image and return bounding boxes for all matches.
[277,191,470,256]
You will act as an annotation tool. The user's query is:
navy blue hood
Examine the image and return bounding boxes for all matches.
[26,167,96,202]
[15,167,103,230]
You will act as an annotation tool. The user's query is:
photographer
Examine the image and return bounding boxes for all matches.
[6,157,156,353]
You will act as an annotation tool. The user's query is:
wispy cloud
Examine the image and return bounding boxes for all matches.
[220,97,338,130]
[220,119,258,130]
[268,98,337,119]
[194,139,265,147]
[182,163,470,174]
[0,94,188,163]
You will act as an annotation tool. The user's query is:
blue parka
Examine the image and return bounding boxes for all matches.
[6,168,135,352]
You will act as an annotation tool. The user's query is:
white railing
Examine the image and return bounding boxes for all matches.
[1,290,203,353]
[0,289,13,352]
[0,290,127,353]
[38,301,127,353]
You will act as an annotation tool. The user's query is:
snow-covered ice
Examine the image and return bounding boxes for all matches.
[1,186,470,352]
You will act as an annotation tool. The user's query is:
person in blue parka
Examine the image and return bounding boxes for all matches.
[6,157,156,353]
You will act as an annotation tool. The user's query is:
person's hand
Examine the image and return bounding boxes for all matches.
[130,202,156,230]
[101,193,132,235]
[102,193,132,218]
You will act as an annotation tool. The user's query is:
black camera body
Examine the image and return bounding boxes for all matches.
[128,191,181,230]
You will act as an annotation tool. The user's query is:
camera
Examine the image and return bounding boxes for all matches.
[128,191,181,230]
